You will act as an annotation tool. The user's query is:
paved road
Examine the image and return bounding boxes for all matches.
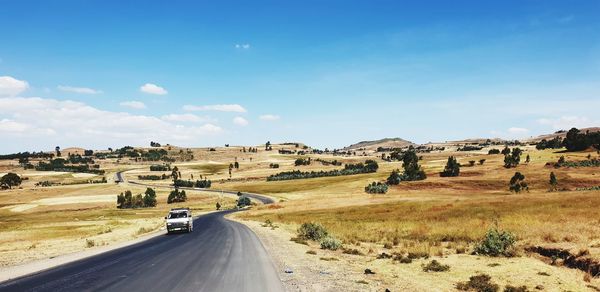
[117,171,276,204]
[0,210,284,292]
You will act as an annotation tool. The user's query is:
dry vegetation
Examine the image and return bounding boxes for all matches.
[1,140,600,289]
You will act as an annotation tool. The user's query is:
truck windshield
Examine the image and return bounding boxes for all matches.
[168,212,188,219]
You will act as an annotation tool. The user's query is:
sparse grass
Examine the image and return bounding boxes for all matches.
[306,250,317,255]
[290,237,309,245]
[320,257,339,261]
[136,226,154,235]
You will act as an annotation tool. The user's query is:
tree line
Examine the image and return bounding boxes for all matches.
[268,160,379,181]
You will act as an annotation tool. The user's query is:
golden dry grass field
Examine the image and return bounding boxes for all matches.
[1,143,599,289]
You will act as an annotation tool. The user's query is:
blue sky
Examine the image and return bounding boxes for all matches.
[1,0,599,153]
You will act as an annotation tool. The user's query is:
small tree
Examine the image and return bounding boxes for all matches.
[479,159,486,165]
[501,146,511,156]
[504,148,522,168]
[468,160,476,167]
[509,172,528,193]
[143,188,157,207]
[216,202,221,210]
[440,156,460,177]
[0,173,22,189]
[525,154,530,163]
[549,172,558,191]
[402,149,426,181]
[171,166,179,182]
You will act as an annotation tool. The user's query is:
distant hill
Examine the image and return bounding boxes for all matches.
[344,138,415,151]
[526,127,600,142]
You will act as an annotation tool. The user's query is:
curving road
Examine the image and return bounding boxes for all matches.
[0,172,284,291]
[116,171,275,204]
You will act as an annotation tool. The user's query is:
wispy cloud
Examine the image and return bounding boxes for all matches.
[537,116,599,130]
[235,43,251,49]
[57,85,102,94]
[233,116,249,126]
[140,83,168,95]
[557,15,574,24]
[183,104,247,113]
[0,76,29,97]
[119,101,146,109]
[259,114,280,121]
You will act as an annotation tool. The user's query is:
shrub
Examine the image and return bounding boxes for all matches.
[150,164,170,171]
[479,159,486,165]
[237,196,251,208]
[509,172,528,193]
[320,236,342,250]
[297,222,328,241]
[504,285,528,292]
[294,158,310,166]
[440,156,460,177]
[365,182,388,194]
[423,260,450,272]
[488,149,500,155]
[85,239,95,248]
[456,274,499,292]
[0,172,22,189]
[473,228,516,257]
[386,170,402,185]
[167,189,186,204]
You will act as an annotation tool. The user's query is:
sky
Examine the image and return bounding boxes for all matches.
[1,0,599,153]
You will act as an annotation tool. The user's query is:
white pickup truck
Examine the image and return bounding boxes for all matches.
[165,208,193,234]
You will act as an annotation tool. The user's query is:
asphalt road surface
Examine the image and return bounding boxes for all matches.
[117,171,275,204]
[0,210,285,292]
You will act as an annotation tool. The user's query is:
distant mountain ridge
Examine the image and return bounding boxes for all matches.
[343,138,415,150]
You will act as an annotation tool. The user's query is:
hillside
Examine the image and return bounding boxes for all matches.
[343,138,415,151]
[526,127,600,142]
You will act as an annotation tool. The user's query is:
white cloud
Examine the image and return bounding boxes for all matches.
[233,116,249,126]
[161,113,212,123]
[0,76,29,97]
[259,114,280,121]
[140,83,168,95]
[57,85,102,94]
[0,118,55,135]
[537,116,599,130]
[183,104,247,113]
[507,127,529,135]
[235,44,251,49]
[0,97,222,150]
[120,101,146,109]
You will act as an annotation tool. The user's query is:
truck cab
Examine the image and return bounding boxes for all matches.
[165,208,193,234]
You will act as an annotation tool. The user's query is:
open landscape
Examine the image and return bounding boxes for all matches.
[1,128,599,290]
[2,1,600,291]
